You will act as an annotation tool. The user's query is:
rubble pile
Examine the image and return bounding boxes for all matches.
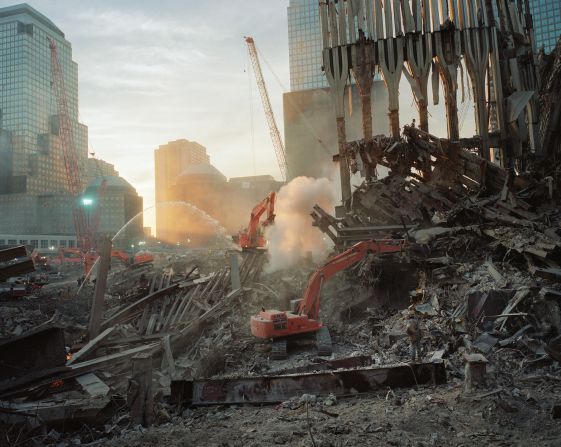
[2,40,561,447]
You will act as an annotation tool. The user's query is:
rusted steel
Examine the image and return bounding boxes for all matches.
[0,246,34,281]
[0,246,27,262]
[171,361,446,406]
[0,326,66,381]
[273,355,374,375]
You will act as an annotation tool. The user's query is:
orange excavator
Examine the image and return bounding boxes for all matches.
[238,192,276,250]
[83,249,154,278]
[251,239,407,359]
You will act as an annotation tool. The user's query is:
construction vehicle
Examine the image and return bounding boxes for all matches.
[237,192,276,250]
[83,249,154,278]
[245,36,289,181]
[250,239,407,359]
[57,248,84,266]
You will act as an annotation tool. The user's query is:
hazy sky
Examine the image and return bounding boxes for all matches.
[16,0,291,230]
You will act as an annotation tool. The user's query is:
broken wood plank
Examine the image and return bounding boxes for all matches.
[68,343,159,370]
[494,287,530,331]
[485,260,507,287]
[75,372,110,397]
[145,314,159,335]
[128,353,154,427]
[100,283,180,331]
[161,335,177,379]
[68,326,115,365]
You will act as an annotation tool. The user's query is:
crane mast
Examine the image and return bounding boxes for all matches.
[48,37,90,251]
[245,36,289,182]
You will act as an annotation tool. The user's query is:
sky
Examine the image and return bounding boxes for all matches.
[11,0,291,231]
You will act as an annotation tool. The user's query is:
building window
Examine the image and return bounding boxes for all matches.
[19,240,28,245]
[30,240,38,248]
[0,240,5,245]
[59,240,67,248]
[68,240,75,248]
[8,240,17,245]
[40,240,48,249]
[50,240,58,248]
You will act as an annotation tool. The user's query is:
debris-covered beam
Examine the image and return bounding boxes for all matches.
[170,361,446,406]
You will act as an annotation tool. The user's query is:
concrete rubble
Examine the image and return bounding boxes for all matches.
[1,35,561,447]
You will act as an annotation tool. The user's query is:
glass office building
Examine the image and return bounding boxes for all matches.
[287,0,328,91]
[530,0,561,53]
[0,4,88,236]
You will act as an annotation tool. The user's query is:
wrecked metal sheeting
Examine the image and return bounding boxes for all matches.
[0,326,66,381]
[0,245,35,282]
[0,245,27,262]
[170,362,446,406]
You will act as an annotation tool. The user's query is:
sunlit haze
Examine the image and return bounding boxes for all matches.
[12,0,291,232]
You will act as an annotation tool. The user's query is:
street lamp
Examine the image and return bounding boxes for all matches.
[82,198,93,206]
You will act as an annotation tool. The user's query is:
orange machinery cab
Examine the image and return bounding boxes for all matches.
[238,232,266,250]
[250,309,322,339]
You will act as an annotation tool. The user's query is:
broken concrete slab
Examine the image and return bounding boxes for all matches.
[76,372,110,398]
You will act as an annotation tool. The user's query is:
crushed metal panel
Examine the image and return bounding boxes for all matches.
[171,362,446,406]
[0,326,66,381]
[0,246,27,262]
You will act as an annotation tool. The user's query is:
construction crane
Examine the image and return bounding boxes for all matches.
[245,36,289,182]
[48,37,90,251]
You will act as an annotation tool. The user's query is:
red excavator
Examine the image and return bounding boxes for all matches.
[83,249,154,278]
[237,192,276,250]
[251,239,407,359]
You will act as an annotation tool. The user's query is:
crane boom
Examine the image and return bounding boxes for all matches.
[48,37,89,251]
[245,36,289,181]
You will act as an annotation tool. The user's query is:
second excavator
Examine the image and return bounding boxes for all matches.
[237,191,276,250]
[250,239,408,359]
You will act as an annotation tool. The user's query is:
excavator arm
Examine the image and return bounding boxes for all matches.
[297,239,407,320]
[250,238,408,342]
[239,192,276,249]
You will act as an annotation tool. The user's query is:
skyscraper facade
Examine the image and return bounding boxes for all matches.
[284,0,388,181]
[154,139,210,239]
[529,0,561,53]
[0,4,88,242]
[287,0,327,91]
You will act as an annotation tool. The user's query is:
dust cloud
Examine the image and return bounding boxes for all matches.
[265,176,336,272]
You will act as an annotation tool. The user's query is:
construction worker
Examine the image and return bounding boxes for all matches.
[406,310,423,362]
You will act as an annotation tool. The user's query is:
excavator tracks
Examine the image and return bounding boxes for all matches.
[316,326,332,356]
[271,339,288,360]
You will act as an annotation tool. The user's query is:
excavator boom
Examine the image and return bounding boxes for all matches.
[238,192,276,249]
[298,239,407,320]
[251,239,407,340]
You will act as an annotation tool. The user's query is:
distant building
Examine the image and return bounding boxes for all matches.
[529,0,561,53]
[284,1,388,180]
[83,176,143,248]
[85,158,119,184]
[154,139,211,240]
[158,161,283,246]
[0,4,88,246]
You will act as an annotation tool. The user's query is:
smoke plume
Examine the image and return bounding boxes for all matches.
[265,176,336,272]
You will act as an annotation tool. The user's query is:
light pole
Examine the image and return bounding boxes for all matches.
[82,197,93,248]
